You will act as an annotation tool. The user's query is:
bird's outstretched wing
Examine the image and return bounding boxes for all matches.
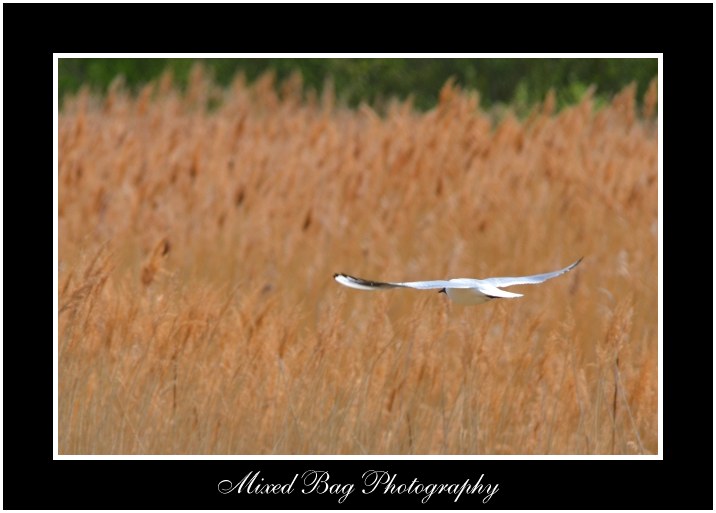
[480,257,582,289]
[334,273,464,290]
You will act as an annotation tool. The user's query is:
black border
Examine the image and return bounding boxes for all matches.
[5,2,712,510]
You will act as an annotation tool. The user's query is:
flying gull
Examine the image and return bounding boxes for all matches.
[334,258,582,305]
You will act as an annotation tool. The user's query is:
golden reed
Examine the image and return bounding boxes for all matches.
[59,69,657,454]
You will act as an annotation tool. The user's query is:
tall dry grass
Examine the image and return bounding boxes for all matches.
[58,69,658,454]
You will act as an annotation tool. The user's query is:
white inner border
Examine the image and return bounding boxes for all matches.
[53,53,662,460]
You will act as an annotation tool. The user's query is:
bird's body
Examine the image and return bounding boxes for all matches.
[334,258,582,305]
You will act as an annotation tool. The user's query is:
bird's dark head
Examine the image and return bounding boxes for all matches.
[438,288,446,295]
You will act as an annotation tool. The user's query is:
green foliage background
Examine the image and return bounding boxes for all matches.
[59,57,657,112]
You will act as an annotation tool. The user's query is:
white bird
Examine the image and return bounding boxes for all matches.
[334,258,582,305]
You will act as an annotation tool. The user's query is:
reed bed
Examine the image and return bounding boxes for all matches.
[58,69,658,454]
